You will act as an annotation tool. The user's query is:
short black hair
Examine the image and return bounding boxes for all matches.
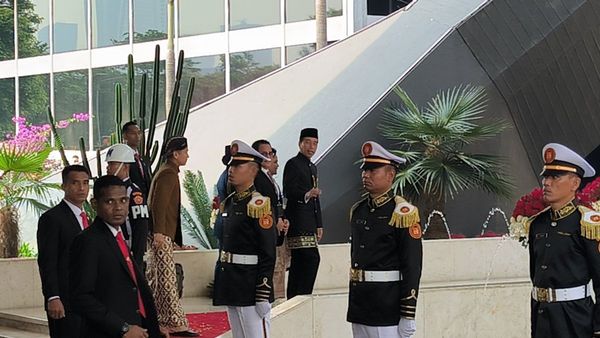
[61,165,90,183]
[93,175,127,200]
[122,121,138,135]
[251,139,271,151]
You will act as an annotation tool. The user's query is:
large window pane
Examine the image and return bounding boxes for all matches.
[286,0,313,23]
[92,0,129,47]
[54,0,88,53]
[133,0,167,43]
[0,1,15,61]
[92,65,127,149]
[230,0,279,30]
[286,43,315,64]
[54,70,89,149]
[328,0,343,17]
[18,0,49,57]
[133,61,166,126]
[19,74,49,125]
[181,55,225,107]
[230,48,280,89]
[0,78,15,138]
[178,0,224,36]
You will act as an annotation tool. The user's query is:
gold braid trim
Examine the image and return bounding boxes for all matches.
[579,205,600,241]
[247,192,271,218]
[389,196,420,228]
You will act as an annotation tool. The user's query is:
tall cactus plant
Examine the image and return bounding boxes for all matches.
[117,45,195,176]
[53,44,195,179]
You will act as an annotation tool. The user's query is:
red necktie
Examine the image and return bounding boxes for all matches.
[116,231,147,318]
[80,212,89,229]
[134,153,145,178]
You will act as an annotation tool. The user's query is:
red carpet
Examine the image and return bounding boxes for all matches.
[185,311,230,337]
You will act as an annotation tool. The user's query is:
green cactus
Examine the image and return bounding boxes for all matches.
[110,46,194,176]
[78,137,91,175]
[127,54,135,122]
[114,83,123,143]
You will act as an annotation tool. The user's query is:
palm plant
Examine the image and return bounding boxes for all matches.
[0,145,60,257]
[181,170,217,249]
[380,85,514,239]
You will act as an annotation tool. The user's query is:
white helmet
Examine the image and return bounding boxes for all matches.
[105,144,135,163]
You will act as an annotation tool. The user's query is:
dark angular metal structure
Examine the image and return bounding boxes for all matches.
[319,0,600,242]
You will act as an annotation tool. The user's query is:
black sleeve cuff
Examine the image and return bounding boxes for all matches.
[255,277,272,302]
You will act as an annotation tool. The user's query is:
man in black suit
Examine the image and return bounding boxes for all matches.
[283,128,323,299]
[37,165,90,338]
[69,175,164,338]
[123,121,152,197]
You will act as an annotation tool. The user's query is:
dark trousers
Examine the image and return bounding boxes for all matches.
[531,297,593,338]
[48,311,83,338]
[286,247,320,299]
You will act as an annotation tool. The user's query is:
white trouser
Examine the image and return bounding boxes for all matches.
[352,323,403,338]
[227,306,270,338]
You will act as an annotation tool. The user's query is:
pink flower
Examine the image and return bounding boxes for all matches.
[56,120,70,129]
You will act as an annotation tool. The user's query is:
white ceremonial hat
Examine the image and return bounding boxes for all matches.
[229,140,270,165]
[105,144,135,163]
[541,143,596,178]
[360,141,406,170]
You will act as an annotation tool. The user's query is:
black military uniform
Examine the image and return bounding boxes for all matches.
[129,150,151,197]
[283,129,323,299]
[348,190,423,326]
[347,141,423,337]
[123,178,150,265]
[213,140,278,337]
[527,143,600,338]
[212,186,277,306]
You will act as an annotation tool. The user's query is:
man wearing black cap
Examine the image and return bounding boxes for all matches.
[526,143,600,338]
[283,128,323,299]
[213,140,277,338]
[347,141,422,338]
[146,137,198,337]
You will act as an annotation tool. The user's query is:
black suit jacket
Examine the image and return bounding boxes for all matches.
[69,219,161,338]
[283,153,323,236]
[129,157,151,197]
[37,200,83,310]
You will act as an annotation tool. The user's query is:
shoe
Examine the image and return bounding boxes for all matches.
[171,330,200,337]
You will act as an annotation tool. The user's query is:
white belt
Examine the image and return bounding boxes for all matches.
[532,283,591,303]
[220,251,259,265]
[350,268,402,282]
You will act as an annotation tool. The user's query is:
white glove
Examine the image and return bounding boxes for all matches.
[398,317,416,338]
[255,301,271,319]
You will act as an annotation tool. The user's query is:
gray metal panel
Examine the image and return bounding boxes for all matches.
[459,0,600,173]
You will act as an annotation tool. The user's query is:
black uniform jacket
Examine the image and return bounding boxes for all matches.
[347,190,423,326]
[283,152,323,236]
[213,187,277,306]
[129,155,151,197]
[37,200,83,310]
[69,219,161,338]
[125,179,150,264]
[528,201,600,337]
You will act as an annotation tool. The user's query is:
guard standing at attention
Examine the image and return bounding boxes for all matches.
[347,141,423,338]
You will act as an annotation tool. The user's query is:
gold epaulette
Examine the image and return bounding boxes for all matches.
[349,195,368,222]
[247,192,271,218]
[389,196,420,228]
[579,205,600,241]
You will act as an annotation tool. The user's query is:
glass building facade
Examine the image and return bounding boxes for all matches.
[0,0,353,149]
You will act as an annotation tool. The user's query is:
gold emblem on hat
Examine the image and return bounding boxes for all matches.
[544,148,556,164]
[230,143,239,155]
[362,143,373,156]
